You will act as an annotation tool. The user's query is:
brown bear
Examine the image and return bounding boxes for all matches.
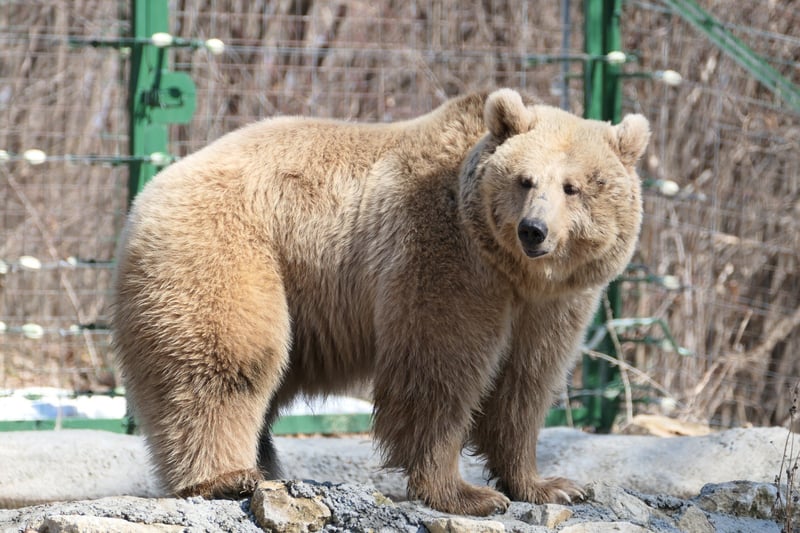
[112,88,649,516]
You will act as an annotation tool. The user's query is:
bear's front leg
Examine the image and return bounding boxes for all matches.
[373,366,511,515]
[371,290,513,516]
[471,296,597,505]
[404,436,512,516]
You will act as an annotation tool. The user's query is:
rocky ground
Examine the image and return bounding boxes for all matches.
[0,425,797,532]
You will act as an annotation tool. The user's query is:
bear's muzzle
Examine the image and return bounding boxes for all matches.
[517,217,549,258]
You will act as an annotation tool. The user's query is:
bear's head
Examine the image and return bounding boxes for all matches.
[460,88,651,294]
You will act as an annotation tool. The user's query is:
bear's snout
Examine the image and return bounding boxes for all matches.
[517,218,549,257]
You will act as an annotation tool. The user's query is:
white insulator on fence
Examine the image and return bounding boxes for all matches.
[0,322,6,334]
[605,51,627,65]
[150,32,174,48]
[149,152,171,165]
[204,38,225,55]
[658,70,683,86]
[659,179,680,197]
[0,150,8,163]
[23,149,47,165]
[0,256,112,271]
[21,323,45,340]
[661,275,681,290]
[658,397,678,415]
[18,256,42,271]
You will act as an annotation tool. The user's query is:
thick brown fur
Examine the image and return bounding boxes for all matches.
[112,88,650,516]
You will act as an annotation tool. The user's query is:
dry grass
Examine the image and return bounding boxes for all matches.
[0,1,798,429]
[620,1,800,428]
[774,382,799,532]
[0,1,127,390]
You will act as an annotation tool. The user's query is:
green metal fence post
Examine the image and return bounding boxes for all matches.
[128,0,168,205]
[582,0,624,432]
[662,0,800,113]
[125,0,196,433]
[127,0,196,206]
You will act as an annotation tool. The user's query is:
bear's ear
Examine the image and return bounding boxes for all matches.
[484,89,534,140]
[613,114,650,168]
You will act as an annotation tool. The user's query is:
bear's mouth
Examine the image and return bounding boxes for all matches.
[522,247,550,259]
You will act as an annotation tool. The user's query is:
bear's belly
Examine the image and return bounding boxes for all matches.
[280,299,376,397]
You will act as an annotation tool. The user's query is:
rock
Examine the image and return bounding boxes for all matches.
[0,427,791,506]
[251,480,331,532]
[584,482,659,525]
[688,481,785,533]
[676,505,714,533]
[618,414,712,437]
[423,516,506,532]
[515,503,573,528]
[559,521,651,532]
[0,431,161,507]
[0,427,794,532]
[0,495,262,532]
[694,480,777,519]
[38,514,184,532]
[0,479,789,533]
[313,481,421,532]
[535,426,789,498]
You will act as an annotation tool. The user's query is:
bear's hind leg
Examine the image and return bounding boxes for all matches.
[117,259,291,500]
[164,387,274,499]
[131,360,276,499]
[256,404,283,479]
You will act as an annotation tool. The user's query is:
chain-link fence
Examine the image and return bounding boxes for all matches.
[1,0,798,429]
[1,2,128,392]
[623,1,799,428]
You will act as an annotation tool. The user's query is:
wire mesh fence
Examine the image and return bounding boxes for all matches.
[622,0,800,429]
[0,1,128,391]
[0,0,798,429]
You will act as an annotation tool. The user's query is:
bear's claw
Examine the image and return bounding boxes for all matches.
[498,475,586,505]
[414,481,511,516]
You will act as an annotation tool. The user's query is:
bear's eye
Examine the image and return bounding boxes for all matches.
[518,175,534,189]
[590,170,606,187]
[563,183,580,196]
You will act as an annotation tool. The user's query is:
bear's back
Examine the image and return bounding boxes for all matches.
[117,95,491,398]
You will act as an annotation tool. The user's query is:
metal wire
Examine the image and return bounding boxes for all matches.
[1,0,798,428]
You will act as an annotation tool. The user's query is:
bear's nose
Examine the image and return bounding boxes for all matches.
[517,218,548,248]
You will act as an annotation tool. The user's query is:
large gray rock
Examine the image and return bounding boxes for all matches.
[0,495,262,532]
[693,480,777,519]
[0,479,786,532]
[533,426,790,497]
[280,426,793,501]
[251,480,331,532]
[0,426,792,507]
[0,430,161,507]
